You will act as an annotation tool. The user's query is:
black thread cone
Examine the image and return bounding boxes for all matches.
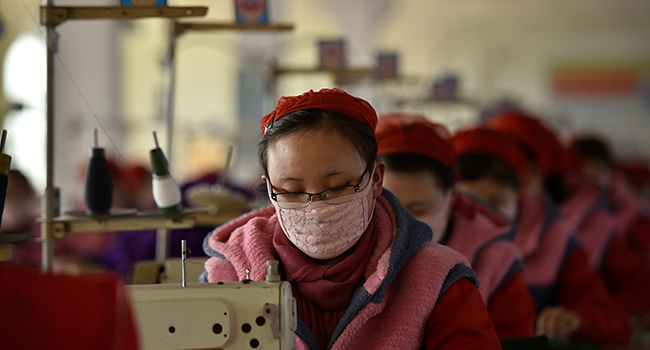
[0,153,11,227]
[85,148,113,215]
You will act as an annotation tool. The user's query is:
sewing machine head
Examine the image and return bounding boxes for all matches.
[128,257,296,350]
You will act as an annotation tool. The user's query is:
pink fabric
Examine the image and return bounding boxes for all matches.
[561,179,601,232]
[273,219,378,350]
[516,191,573,286]
[273,219,378,310]
[446,194,522,303]
[514,191,548,257]
[609,172,641,238]
[576,210,617,270]
[204,205,279,282]
[328,243,469,350]
[204,195,472,350]
[270,173,375,259]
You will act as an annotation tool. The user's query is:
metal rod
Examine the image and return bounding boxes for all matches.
[40,6,208,26]
[176,22,293,32]
[42,0,57,271]
[155,228,170,263]
[161,21,176,164]
[219,144,234,187]
[153,131,159,149]
[93,128,98,148]
[154,21,177,263]
[181,239,187,288]
[0,130,7,154]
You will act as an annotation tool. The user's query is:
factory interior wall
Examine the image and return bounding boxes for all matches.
[0,0,649,209]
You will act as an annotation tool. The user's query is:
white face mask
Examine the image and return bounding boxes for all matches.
[497,196,519,221]
[416,191,453,243]
[268,168,377,260]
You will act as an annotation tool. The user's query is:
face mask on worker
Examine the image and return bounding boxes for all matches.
[416,191,453,243]
[268,167,377,260]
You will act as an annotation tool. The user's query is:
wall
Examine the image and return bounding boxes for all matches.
[2,0,650,206]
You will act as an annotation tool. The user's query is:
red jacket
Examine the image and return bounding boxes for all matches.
[566,177,650,317]
[559,246,632,344]
[516,190,632,345]
[627,215,650,261]
[203,190,501,349]
[446,194,535,338]
[603,235,650,316]
[0,263,139,350]
[487,271,537,339]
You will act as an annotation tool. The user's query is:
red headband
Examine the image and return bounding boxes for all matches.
[488,111,565,176]
[617,159,650,189]
[260,88,378,136]
[452,127,530,183]
[376,113,455,170]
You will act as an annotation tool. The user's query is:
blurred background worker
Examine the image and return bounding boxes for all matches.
[202,89,502,349]
[376,113,536,339]
[452,126,633,345]
[2,0,650,348]
[569,136,650,317]
[490,112,650,320]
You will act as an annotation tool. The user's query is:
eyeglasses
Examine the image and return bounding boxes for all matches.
[268,168,371,209]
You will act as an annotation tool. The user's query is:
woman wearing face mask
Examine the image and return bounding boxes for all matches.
[452,127,633,346]
[492,113,650,318]
[376,113,536,339]
[570,137,650,317]
[201,89,501,350]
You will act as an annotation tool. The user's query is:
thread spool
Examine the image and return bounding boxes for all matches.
[85,129,113,215]
[150,132,183,214]
[0,130,12,227]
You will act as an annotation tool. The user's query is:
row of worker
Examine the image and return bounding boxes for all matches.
[201,88,650,349]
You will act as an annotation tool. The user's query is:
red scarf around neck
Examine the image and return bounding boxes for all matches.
[273,218,378,349]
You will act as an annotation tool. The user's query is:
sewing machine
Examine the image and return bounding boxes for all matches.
[128,241,297,350]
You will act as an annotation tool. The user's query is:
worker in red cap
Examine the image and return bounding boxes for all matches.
[489,113,611,270]
[491,112,650,318]
[616,159,650,260]
[376,113,536,339]
[570,137,641,240]
[202,88,501,349]
[570,136,650,316]
[452,126,633,345]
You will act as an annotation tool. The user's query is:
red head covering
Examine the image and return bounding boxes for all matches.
[77,157,124,184]
[452,127,530,183]
[617,159,650,190]
[122,164,152,194]
[376,113,455,171]
[488,111,565,177]
[260,88,378,135]
[562,147,585,174]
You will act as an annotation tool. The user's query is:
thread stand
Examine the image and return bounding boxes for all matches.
[158,18,293,262]
[39,2,207,271]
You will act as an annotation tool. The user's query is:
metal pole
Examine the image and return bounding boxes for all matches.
[161,21,176,164]
[181,239,187,288]
[42,0,57,272]
[156,21,177,262]
[155,228,170,263]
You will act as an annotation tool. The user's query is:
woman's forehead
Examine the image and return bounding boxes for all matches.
[266,129,365,180]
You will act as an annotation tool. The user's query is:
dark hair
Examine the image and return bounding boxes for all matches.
[380,153,454,193]
[572,138,612,166]
[7,169,36,201]
[544,174,569,204]
[258,109,378,178]
[456,154,520,190]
